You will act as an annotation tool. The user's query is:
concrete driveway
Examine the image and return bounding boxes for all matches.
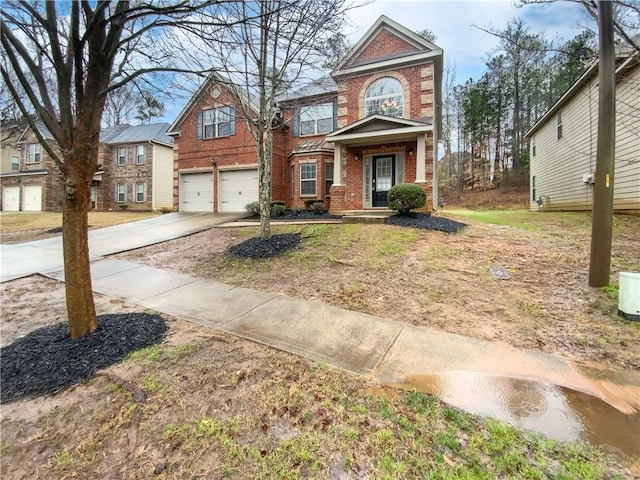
[0,212,240,283]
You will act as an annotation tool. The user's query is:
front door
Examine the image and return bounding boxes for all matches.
[372,154,395,207]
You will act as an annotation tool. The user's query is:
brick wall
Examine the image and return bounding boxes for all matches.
[100,143,154,211]
[172,82,261,211]
[355,28,418,63]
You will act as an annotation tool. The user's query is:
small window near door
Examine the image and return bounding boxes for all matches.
[325,163,334,197]
[136,145,146,164]
[290,164,295,198]
[300,163,317,196]
[135,182,145,203]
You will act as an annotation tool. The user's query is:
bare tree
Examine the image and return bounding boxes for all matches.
[1,0,237,338]
[205,0,352,240]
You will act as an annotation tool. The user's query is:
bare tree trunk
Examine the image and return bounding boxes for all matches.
[259,128,272,240]
[62,158,97,338]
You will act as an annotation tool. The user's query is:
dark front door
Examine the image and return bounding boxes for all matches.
[372,154,395,207]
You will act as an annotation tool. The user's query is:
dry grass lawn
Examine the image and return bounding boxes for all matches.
[0,211,160,243]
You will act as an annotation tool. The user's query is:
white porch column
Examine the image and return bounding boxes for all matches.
[416,134,426,182]
[333,142,342,186]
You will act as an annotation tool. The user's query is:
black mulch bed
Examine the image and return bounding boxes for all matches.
[244,211,341,221]
[227,233,301,259]
[386,213,467,233]
[0,313,168,404]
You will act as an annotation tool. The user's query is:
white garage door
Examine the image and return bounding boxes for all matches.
[2,186,20,211]
[219,169,259,212]
[180,172,213,212]
[23,185,42,211]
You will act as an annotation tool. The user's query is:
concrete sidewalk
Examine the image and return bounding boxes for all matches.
[0,212,239,282]
[45,258,640,417]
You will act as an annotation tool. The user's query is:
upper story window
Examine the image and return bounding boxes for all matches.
[300,103,334,136]
[197,106,236,139]
[365,77,404,118]
[556,111,563,140]
[11,156,19,170]
[532,135,536,156]
[117,146,127,166]
[136,145,146,164]
[26,144,42,164]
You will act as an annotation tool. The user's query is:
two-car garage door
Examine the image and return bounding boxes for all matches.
[180,169,258,213]
[2,185,42,211]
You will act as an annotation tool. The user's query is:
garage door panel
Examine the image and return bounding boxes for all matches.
[23,185,42,211]
[219,169,258,212]
[2,186,20,211]
[180,172,213,212]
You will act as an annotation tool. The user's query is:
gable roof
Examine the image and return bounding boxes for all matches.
[525,53,639,138]
[333,15,442,78]
[167,73,257,136]
[101,122,173,146]
[326,114,432,144]
[16,120,54,143]
[278,76,338,104]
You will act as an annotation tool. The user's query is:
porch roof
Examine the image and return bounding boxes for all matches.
[325,114,432,146]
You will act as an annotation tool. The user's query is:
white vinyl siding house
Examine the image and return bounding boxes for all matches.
[526,55,640,213]
[151,143,174,210]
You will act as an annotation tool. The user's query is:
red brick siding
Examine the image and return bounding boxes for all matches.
[354,28,418,63]
[172,83,261,211]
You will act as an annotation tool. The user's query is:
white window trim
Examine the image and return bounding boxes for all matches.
[117,147,127,166]
[117,183,126,203]
[365,77,404,118]
[300,103,333,136]
[556,111,563,140]
[202,106,233,139]
[300,163,317,197]
[26,144,42,164]
[136,145,146,164]
[11,156,20,170]
[135,182,145,203]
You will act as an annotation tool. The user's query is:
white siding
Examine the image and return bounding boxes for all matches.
[530,62,640,213]
[152,144,174,210]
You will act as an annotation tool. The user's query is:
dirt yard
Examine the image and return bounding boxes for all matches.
[112,209,640,371]
[2,199,640,478]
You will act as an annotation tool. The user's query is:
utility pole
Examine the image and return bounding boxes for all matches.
[589,0,616,287]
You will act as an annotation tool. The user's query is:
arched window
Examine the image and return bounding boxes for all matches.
[365,77,404,117]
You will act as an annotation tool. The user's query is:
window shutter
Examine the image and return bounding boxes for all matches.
[332,100,338,131]
[292,107,299,137]
[114,184,118,202]
[196,111,203,139]
[229,107,236,136]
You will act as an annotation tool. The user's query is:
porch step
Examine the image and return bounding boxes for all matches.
[341,209,395,217]
[342,215,390,224]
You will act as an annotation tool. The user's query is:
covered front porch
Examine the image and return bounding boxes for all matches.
[325,115,435,215]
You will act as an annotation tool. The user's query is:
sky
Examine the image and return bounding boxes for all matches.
[160,0,593,124]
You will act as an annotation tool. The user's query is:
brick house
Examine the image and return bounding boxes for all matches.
[168,15,443,214]
[0,121,173,212]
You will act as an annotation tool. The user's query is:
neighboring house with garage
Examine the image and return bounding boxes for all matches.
[525,52,640,213]
[168,15,443,214]
[98,123,174,212]
[0,121,174,212]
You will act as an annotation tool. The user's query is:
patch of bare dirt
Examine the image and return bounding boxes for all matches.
[113,214,640,371]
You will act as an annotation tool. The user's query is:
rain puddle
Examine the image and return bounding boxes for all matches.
[397,371,640,456]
